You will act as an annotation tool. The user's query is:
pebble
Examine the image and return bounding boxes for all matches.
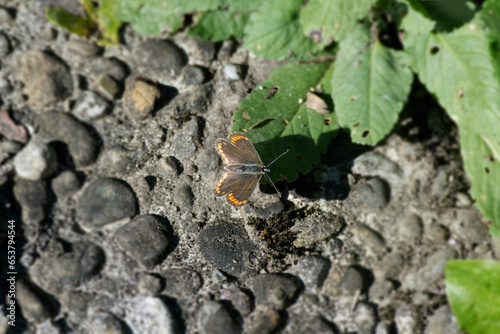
[431,170,449,197]
[15,50,73,108]
[51,170,80,198]
[402,248,457,291]
[369,279,394,303]
[296,256,330,292]
[0,32,11,56]
[122,78,161,119]
[245,307,282,334]
[0,109,27,143]
[126,296,177,334]
[90,57,128,81]
[218,39,237,60]
[321,267,343,297]
[220,288,252,316]
[36,320,62,334]
[375,321,393,334]
[352,151,404,185]
[198,222,258,276]
[426,223,449,243]
[114,215,171,268]
[374,251,405,279]
[252,274,300,309]
[0,139,22,163]
[37,111,97,167]
[450,211,489,248]
[88,312,127,334]
[134,40,187,79]
[13,137,57,180]
[287,314,335,334]
[66,38,102,57]
[136,272,164,295]
[30,242,105,293]
[13,179,47,224]
[173,184,194,208]
[398,214,423,244]
[60,290,91,323]
[0,76,13,95]
[353,302,378,334]
[16,279,55,323]
[72,90,109,122]
[0,7,14,24]
[170,117,201,159]
[222,64,244,81]
[77,178,137,229]
[182,65,207,85]
[158,156,183,178]
[352,223,387,257]
[340,266,366,295]
[395,306,419,334]
[198,301,240,334]
[94,74,121,100]
[425,305,461,334]
[182,37,216,63]
[291,212,345,248]
[347,177,391,209]
[97,147,130,174]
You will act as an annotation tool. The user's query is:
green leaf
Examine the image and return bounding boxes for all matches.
[116,0,183,35]
[232,61,339,183]
[91,0,122,45]
[446,259,500,334]
[480,0,500,84]
[332,25,413,145]
[244,0,324,60]
[46,6,96,38]
[401,1,500,235]
[187,9,250,41]
[300,0,377,44]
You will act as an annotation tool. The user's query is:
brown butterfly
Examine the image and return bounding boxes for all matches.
[213,133,289,207]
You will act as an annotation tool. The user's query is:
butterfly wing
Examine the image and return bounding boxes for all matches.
[228,133,263,165]
[213,172,262,206]
[215,137,256,166]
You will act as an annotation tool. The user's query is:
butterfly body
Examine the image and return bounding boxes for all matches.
[213,133,287,207]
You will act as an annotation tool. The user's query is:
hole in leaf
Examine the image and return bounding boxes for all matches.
[308,30,323,43]
[485,167,490,174]
[362,130,370,138]
[297,156,302,160]
[242,112,251,120]
[350,96,356,101]
[265,86,280,100]
[324,118,331,125]
[457,87,464,99]
[353,121,360,128]
[430,46,439,55]
[485,154,495,162]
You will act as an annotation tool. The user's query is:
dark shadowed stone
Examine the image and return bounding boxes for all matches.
[13,179,47,224]
[375,251,405,280]
[198,301,241,334]
[252,274,300,310]
[341,266,366,295]
[198,222,258,276]
[37,111,98,167]
[352,223,387,257]
[182,65,207,85]
[15,50,73,108]
[135,40,186,78]
[77,178,137,229]
[114,215,171,268]
[30,242,105,294]
[90,57,128,81]
[16,279,55,323]
[162,268,202,298]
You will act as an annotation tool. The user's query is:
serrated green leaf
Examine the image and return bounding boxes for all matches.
[332,25,413,145]
[116,0,183,35]
[480,0,500,84]
[244,0,324,60]
[402,1,500,235]
[232,61,339,183]
[46,6,96,38]
[300,0,376,44]
[445,260,500,333]
[187,9,250,41]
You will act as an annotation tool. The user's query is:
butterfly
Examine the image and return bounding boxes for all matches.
[213,133,289,207]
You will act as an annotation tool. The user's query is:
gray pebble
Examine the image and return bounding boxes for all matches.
[341,266,366,295]
[66,38,102,57]
[252,274,300,309]
[425,305,462,334]
[51,170,80,198]
[347,177,391,209]
[88,312,127,334]
[37,111,98,167]
[126,296,177,334]
[114,215,171,268]
[14,137,57,180]
[398,214,423,244]
[13,179,47,224]
[375,251,405,280]
[426,223,449,243]
[16,280,55,323]
[296,256,330,292]
[450,211,489,248]
[94,74,121,101]
[98,147,130,174]
[15,50,73,108]
[291,212,345,248]
[222,64,244,81]
[0,32,11,56]
[90,57,128,81]
[245,307,282,334]
[198,222,258,276]
[198,301,241,334]
[60,290,92,323]
[182,65,207,85]
[77,178,137,229]
[170,117,201,159]
[158,156,183,178]
[403,248,456,291]
[431,169,449,197]
[36,320,62,334]
[352,223,387,257]
[0,76,13,95]
[321,267,343,297]
[369,279,394,303]
[287,314,336,334]
[375,321,393,334]
[220,289,252,316]
[395,306,419,334]
[122,78,161,119]
[134,40,186,79]
[218,39,237,60]
[162,268,202,298]
[30,242,105,294]
[0,140,22,163]
[72,90,109,122]
[0,7,14,24]
[173,184,194,208]
[353,302,378,334]
[183,37,216,63]
[136,272,164,295]
[352,151,404,184]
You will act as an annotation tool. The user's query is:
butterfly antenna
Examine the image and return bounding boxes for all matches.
[264,173,283,197]
[265,148,289,168]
